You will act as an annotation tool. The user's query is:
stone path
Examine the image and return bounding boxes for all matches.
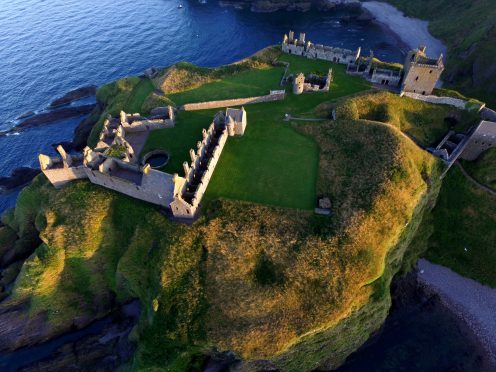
[417,259,496,365]
[284,115,326,122]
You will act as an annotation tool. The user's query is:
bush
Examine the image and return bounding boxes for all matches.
[336,100,359,121]
[254,253,285,286]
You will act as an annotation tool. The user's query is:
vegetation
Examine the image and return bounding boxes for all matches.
[4,49,491,371]
[336,91,480,146]
[384,0,496,107]
[106,144,127,159]
[418,167,496,287]
[88,77,154,147]
[462,148,496,189]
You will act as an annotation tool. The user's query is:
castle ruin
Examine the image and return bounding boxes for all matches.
[292,69,333,95]
[401,46,444,95]
[282,31,361,65]
[283,31,443,95]
[39,107,247,219]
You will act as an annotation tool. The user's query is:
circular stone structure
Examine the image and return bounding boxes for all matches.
[142,150,170,169]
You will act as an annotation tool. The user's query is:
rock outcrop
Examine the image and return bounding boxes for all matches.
[49,85,97,108]
[0,167,40,194]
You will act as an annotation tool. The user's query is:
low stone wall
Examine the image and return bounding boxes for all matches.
[181,92,285,111]
[401,92,467,109]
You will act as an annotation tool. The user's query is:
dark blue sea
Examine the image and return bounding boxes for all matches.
[0,0,406,213]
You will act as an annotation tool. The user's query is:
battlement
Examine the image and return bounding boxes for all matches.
[38,145,87,188]
[282,30,361,65]
[402,46,444,95]
[171,107,246,218]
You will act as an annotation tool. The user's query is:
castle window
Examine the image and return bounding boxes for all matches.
[422,91,426,95]
[429,70,433,74]
[415,76,419,81]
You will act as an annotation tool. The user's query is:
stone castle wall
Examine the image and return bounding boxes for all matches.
[171,122,230,218]
[402,64,443,95]
[401,92,467,109]
[85,162,175,208]
[41,165,87,188]
[460,120,496,161]
[181,92,285,111]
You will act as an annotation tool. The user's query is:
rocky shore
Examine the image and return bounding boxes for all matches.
[49,85,97,108]
[417,259,496,367]
[0,168,40,194]
[361,1,447,57]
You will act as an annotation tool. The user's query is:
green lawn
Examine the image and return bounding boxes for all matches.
[166,66,284,106]
[143,54,370,210]
[142,110,216,175]
[126,79,155,113]
[462,148,496,189]
[424,167,496,287]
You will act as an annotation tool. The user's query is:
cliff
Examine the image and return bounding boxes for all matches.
[0,50,461,370]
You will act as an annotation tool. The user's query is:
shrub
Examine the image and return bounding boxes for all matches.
[336,100,359,120]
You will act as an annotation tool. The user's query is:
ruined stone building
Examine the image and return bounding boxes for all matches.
[39,107,247,220]
[346,46,443,94]
[401,46,444,95]
[428,120,496,167]
[292,69,333,95]
[282,31,361,65]
[460,120,496,160]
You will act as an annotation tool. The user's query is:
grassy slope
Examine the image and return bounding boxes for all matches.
[1,50,457,370]
[383,0,496,107]
[2,112,436,370]
[87,77,155,147]
[339,91,480,147]
[421,167,496,287]
[462,148,496,189]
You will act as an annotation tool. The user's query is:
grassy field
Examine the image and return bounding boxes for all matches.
[462,148,496,189]
[423,167,496,287]
[166,66,283,106]
[337,91,480,147]
[143,54,370,209]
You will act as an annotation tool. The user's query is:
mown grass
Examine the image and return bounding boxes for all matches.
[423,167,496,287]
[166,66,284,106]
[337,91,480,146]
[462,148,496,189]
[145,53,369,209]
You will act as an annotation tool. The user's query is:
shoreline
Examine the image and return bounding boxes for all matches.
[417,259,496,367]
[361,1,447,58]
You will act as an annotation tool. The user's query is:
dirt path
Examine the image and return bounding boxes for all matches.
[417,259,496,365]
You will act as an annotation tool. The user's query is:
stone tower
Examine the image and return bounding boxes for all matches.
[293,73,305,95]
[402,46,444,95]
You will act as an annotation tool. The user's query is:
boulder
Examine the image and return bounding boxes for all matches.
[0,167,40,194]
[49,85,97,108]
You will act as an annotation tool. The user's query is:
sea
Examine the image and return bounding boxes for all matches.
[1,1,485,370]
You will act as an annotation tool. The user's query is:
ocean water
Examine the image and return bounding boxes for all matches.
[0,0,404,213]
